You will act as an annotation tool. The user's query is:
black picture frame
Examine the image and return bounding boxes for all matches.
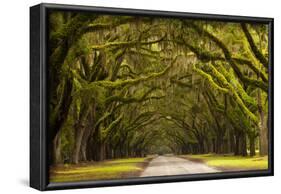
[30,3,274,191]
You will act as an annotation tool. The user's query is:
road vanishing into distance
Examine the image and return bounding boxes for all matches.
[140,155,220,177]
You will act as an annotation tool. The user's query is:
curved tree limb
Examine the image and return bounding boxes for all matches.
[193,64,229,93]
[176,39,268,83]
[83,56,178,91]
[91,35,166,50]
[184,23,268,92]
[241,23,268,69]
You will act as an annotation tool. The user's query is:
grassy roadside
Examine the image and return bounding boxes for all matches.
[182,154,268,171]
[49,157,153,182]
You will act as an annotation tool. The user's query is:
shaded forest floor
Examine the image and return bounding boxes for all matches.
[49,157,153,182]
[181,154,268,171]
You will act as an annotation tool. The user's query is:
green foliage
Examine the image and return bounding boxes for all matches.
[48,10,269,169]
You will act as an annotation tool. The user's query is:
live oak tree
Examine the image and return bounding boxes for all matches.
[48,11,269,166]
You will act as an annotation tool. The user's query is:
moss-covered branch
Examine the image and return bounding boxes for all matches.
[85,17,137,32]
[193,62,258,123]
[232,57,268,82]
[91,35,166,50]
[119,64,139,76]
[83,56,177,90]
[215,62,257,110]
[170,78,193,88]
[185,23,268,92]
[105,87,157,104]
[193,64,228,93]
[207,63,258,123]
[241,23,268,69]
[177,38,267,83]
[101,114,123,140]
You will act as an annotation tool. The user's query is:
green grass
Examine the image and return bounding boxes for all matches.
[50,157,149,182]
[184,154,268,170]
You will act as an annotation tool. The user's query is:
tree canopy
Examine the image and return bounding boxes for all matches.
[48,11,269,165]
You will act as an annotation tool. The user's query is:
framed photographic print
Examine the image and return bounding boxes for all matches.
[30,3,273,191]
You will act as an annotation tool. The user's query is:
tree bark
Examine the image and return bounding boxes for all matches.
[99,142,106,161]
[72,123,86,164]
[239,132,247,156]
[249,135,256,156]
[258,89,268,156]
[52,132,62,164]
[49,78,73,164]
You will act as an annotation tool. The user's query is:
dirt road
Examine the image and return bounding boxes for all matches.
[140,155,220,177]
